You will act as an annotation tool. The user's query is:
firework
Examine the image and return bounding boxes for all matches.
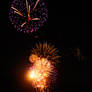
[9,0,48,34]
[27,43,60,92]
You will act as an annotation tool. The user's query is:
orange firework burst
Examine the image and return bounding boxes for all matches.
[27,43,60,92]
[29,43,61,63]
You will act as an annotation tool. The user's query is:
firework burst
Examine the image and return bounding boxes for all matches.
[9,0,48,33]
[27,43,61,92]
[29,43,61,63]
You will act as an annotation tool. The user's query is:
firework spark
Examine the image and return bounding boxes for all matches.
[27,43,60,92]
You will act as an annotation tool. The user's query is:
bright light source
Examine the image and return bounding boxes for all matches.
[30,71,35,79]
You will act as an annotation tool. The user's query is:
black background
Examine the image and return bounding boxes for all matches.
[1,0,91,92]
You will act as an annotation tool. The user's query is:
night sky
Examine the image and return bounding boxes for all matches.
[1,0,91,92]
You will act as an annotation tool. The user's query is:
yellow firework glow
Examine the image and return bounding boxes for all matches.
[28,57,53,89]
[27,43,60,92]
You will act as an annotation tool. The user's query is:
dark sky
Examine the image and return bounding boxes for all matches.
[1,0,91,92]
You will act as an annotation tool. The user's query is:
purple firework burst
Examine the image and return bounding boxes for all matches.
[9,0,48,34]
